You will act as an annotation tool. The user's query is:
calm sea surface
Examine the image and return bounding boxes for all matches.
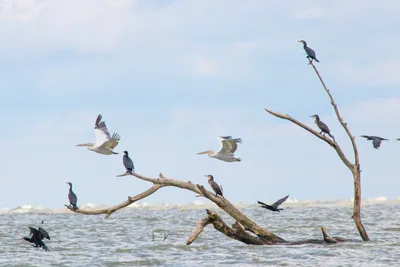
[0,202,399,266]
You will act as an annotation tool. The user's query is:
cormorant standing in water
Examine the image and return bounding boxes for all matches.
[205,175,223,198]
[23,227,50,251]
[310,114,335,141]
[360,135,389,149]
[66,182,78,210]
[123,151,135,174]
[257,195,289,212]
[298,40,320,63]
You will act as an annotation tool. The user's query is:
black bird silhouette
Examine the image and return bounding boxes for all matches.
[123,151,135,174]
[205,175,223,198]
[360,135,389,149]
[23,227,50,251]
[257,195,289,212]
[310,114,335,141]
[298,40,320,63]
[66,182,78,210]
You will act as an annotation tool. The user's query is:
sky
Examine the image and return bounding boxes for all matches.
[1,0,400,209]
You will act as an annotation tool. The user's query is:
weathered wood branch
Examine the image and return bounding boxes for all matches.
[66,172,284,243]
[264,59,370,241]
[264,109,353,169]
[65,184,162,218]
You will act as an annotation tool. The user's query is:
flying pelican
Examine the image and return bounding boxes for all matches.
[197,136,242,162]
[76,114,121,155]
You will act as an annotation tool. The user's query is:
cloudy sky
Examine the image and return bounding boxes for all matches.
[1,0,399,208]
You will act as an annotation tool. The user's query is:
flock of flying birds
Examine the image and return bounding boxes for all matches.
[23,40,396,251]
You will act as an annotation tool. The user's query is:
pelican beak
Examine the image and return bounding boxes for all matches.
[75,143,89,147]
[197,150,210,155]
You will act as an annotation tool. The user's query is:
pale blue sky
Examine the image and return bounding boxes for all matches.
[1,0,400,208]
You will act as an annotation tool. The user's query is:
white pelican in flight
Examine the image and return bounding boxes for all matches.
[76,114,121,155]
[197,136,242,162]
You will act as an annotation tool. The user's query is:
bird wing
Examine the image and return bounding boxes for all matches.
[305,47,316,58]
[317,121,330,132]
[28,227,39,236]
[272,195,289,208]
[94,114,120,148]
[257,201,268,207]
[218,136,242,155]
[38,227,50,240]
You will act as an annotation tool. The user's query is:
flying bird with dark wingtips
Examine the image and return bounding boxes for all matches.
[360,135,389,149]
[66,182,78,210]
[123,151,135,174]
[298,40,320,63]
[197,136,242,162]
[205,175,223,198]
[310,114,335,141]
[23,227,50,252]
[76,114,121,155]
[257,195,289,212]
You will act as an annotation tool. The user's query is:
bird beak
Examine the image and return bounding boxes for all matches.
[297,40,301,42]
[197,150,210,155]
[75,143,88,147]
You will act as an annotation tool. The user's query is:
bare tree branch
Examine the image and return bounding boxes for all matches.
[264,58,370,241]
[65,184,162,218]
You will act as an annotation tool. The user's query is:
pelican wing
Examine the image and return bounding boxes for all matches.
[218,136,242,155]
[93,114,120,148]
[272,195,289,208]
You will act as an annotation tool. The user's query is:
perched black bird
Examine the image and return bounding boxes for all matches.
[123,151,135,174]
[205,175,223,198]
[311,114,335,141]
[298,40,320,63]
[66,182,78,210]
[361,135,389,149]
[257,195,289,212]
[23,227,50,252]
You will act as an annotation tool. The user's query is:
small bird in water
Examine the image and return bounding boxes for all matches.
[23,227,50,251]
[360,135,389,149]
[257,195,289,212]
[205,175,223,198]
[298,40,320,63]
[123,151,135,174]
[310,114,335,141]
[66,182,79,210]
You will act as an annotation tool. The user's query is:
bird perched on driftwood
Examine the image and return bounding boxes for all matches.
[197,136,242,162]
[205,175,223,198]
[360,135,389,149]
[122,151,135,174]
[298,40,320,63]
[66,182,78,210]
[23,227,50,251]
[257,195,289,212]
[76,114,121,155]
[310,114,335,141]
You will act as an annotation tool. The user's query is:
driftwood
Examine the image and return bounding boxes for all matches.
[66,172,347,245]
[265,59,370,241]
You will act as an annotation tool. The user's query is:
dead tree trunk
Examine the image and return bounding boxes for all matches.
[265,59,370,241]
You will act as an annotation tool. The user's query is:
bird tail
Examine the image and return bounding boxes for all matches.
[234,138,242,143]
[23,237,30,242]
[314,58,320,62]
[235,158,241,162]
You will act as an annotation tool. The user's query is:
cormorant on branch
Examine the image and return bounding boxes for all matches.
[23,227,50,251]
[360,135,389,149]
[66,182,79,210]
[205,175,223,198]
[257,195,289,212]
[123,151,135,174]
[298,40,320,63]
[311,114,335,141]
